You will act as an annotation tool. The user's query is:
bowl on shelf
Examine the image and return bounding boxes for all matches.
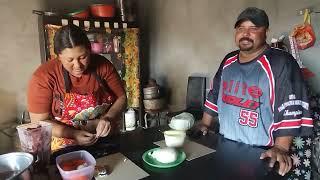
[90,4,115,18]
[68,9,90,19]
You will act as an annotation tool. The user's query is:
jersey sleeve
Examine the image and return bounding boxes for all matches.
[273,56,313,137]
[203,60,224,117]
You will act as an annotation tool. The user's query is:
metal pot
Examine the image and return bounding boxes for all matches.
[143,98,165,110]
[0,152,33,180]
[143,86,160,100]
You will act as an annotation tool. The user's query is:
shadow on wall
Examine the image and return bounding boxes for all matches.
[0,89,17,128]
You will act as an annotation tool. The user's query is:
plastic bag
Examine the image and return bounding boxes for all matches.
[291,9,316,50]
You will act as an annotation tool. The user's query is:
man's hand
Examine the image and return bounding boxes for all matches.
[95,118,111,138]
[260,145,292,176]
[188,121,211,138]
[73,130,97,146]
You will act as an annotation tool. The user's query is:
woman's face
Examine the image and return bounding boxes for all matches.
[58,46,90,77]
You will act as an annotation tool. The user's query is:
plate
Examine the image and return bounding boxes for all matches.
[142,148,186,168]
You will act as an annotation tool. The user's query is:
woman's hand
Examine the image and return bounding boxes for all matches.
[95,118,112,138]
[73,130,97,146]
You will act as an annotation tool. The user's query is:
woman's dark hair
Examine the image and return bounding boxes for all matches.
[54,24,91,55]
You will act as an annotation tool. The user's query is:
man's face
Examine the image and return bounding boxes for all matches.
[235,20,267,52]
[58,46,90,77]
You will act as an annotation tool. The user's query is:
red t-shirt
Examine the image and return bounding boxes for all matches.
[27,54,125,118]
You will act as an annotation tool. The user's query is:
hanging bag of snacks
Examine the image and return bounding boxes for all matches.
[291,9,316,50]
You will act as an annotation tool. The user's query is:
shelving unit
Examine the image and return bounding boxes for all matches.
[34,14,143,126]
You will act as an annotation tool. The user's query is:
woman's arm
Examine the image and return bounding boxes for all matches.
[102,94,127,121]
[29,112,77,138]
[29,112,97,145]
[84,94,127,137]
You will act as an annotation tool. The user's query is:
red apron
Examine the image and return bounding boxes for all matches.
[51,67,115,152]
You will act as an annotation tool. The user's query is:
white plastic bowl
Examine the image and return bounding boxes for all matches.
[169,112,195,131]
[56,150,96,180]
[164,130,186,147]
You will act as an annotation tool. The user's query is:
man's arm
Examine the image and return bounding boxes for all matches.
[260,136,293,176]
[191,112,218,136]
[274,136,293,152]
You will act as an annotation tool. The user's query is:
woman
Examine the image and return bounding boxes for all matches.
[27,24,127,151]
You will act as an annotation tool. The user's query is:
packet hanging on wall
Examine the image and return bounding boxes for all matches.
[291,9,316,50]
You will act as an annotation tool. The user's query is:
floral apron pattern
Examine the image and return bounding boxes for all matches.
[51,67,114,152]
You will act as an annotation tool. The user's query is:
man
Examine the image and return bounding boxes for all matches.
[198,7,313,177]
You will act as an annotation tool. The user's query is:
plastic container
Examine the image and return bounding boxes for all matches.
[164,130,186,147]
[56,150,96,180]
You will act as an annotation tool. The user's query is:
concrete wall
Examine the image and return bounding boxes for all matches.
[138,0,320,111]
[0,0,44,127]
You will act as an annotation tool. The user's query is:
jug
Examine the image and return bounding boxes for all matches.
[16,121,52,170]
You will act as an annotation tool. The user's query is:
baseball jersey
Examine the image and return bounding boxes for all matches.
[204,47,313,146]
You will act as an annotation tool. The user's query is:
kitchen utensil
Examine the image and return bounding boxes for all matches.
[143,86,160,99]
[143,98,165,110]
[0,152,33,180]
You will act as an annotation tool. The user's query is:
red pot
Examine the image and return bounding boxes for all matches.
[90,4,115,18]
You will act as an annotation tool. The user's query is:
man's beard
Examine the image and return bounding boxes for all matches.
[239,37,254,51]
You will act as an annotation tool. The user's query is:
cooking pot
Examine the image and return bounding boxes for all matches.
[143,98,165,110]
[0,152,34,180]
[90,4,115,18]
[143,86,160,100]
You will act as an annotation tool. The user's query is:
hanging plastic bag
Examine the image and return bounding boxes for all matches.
[291,9,316,50]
